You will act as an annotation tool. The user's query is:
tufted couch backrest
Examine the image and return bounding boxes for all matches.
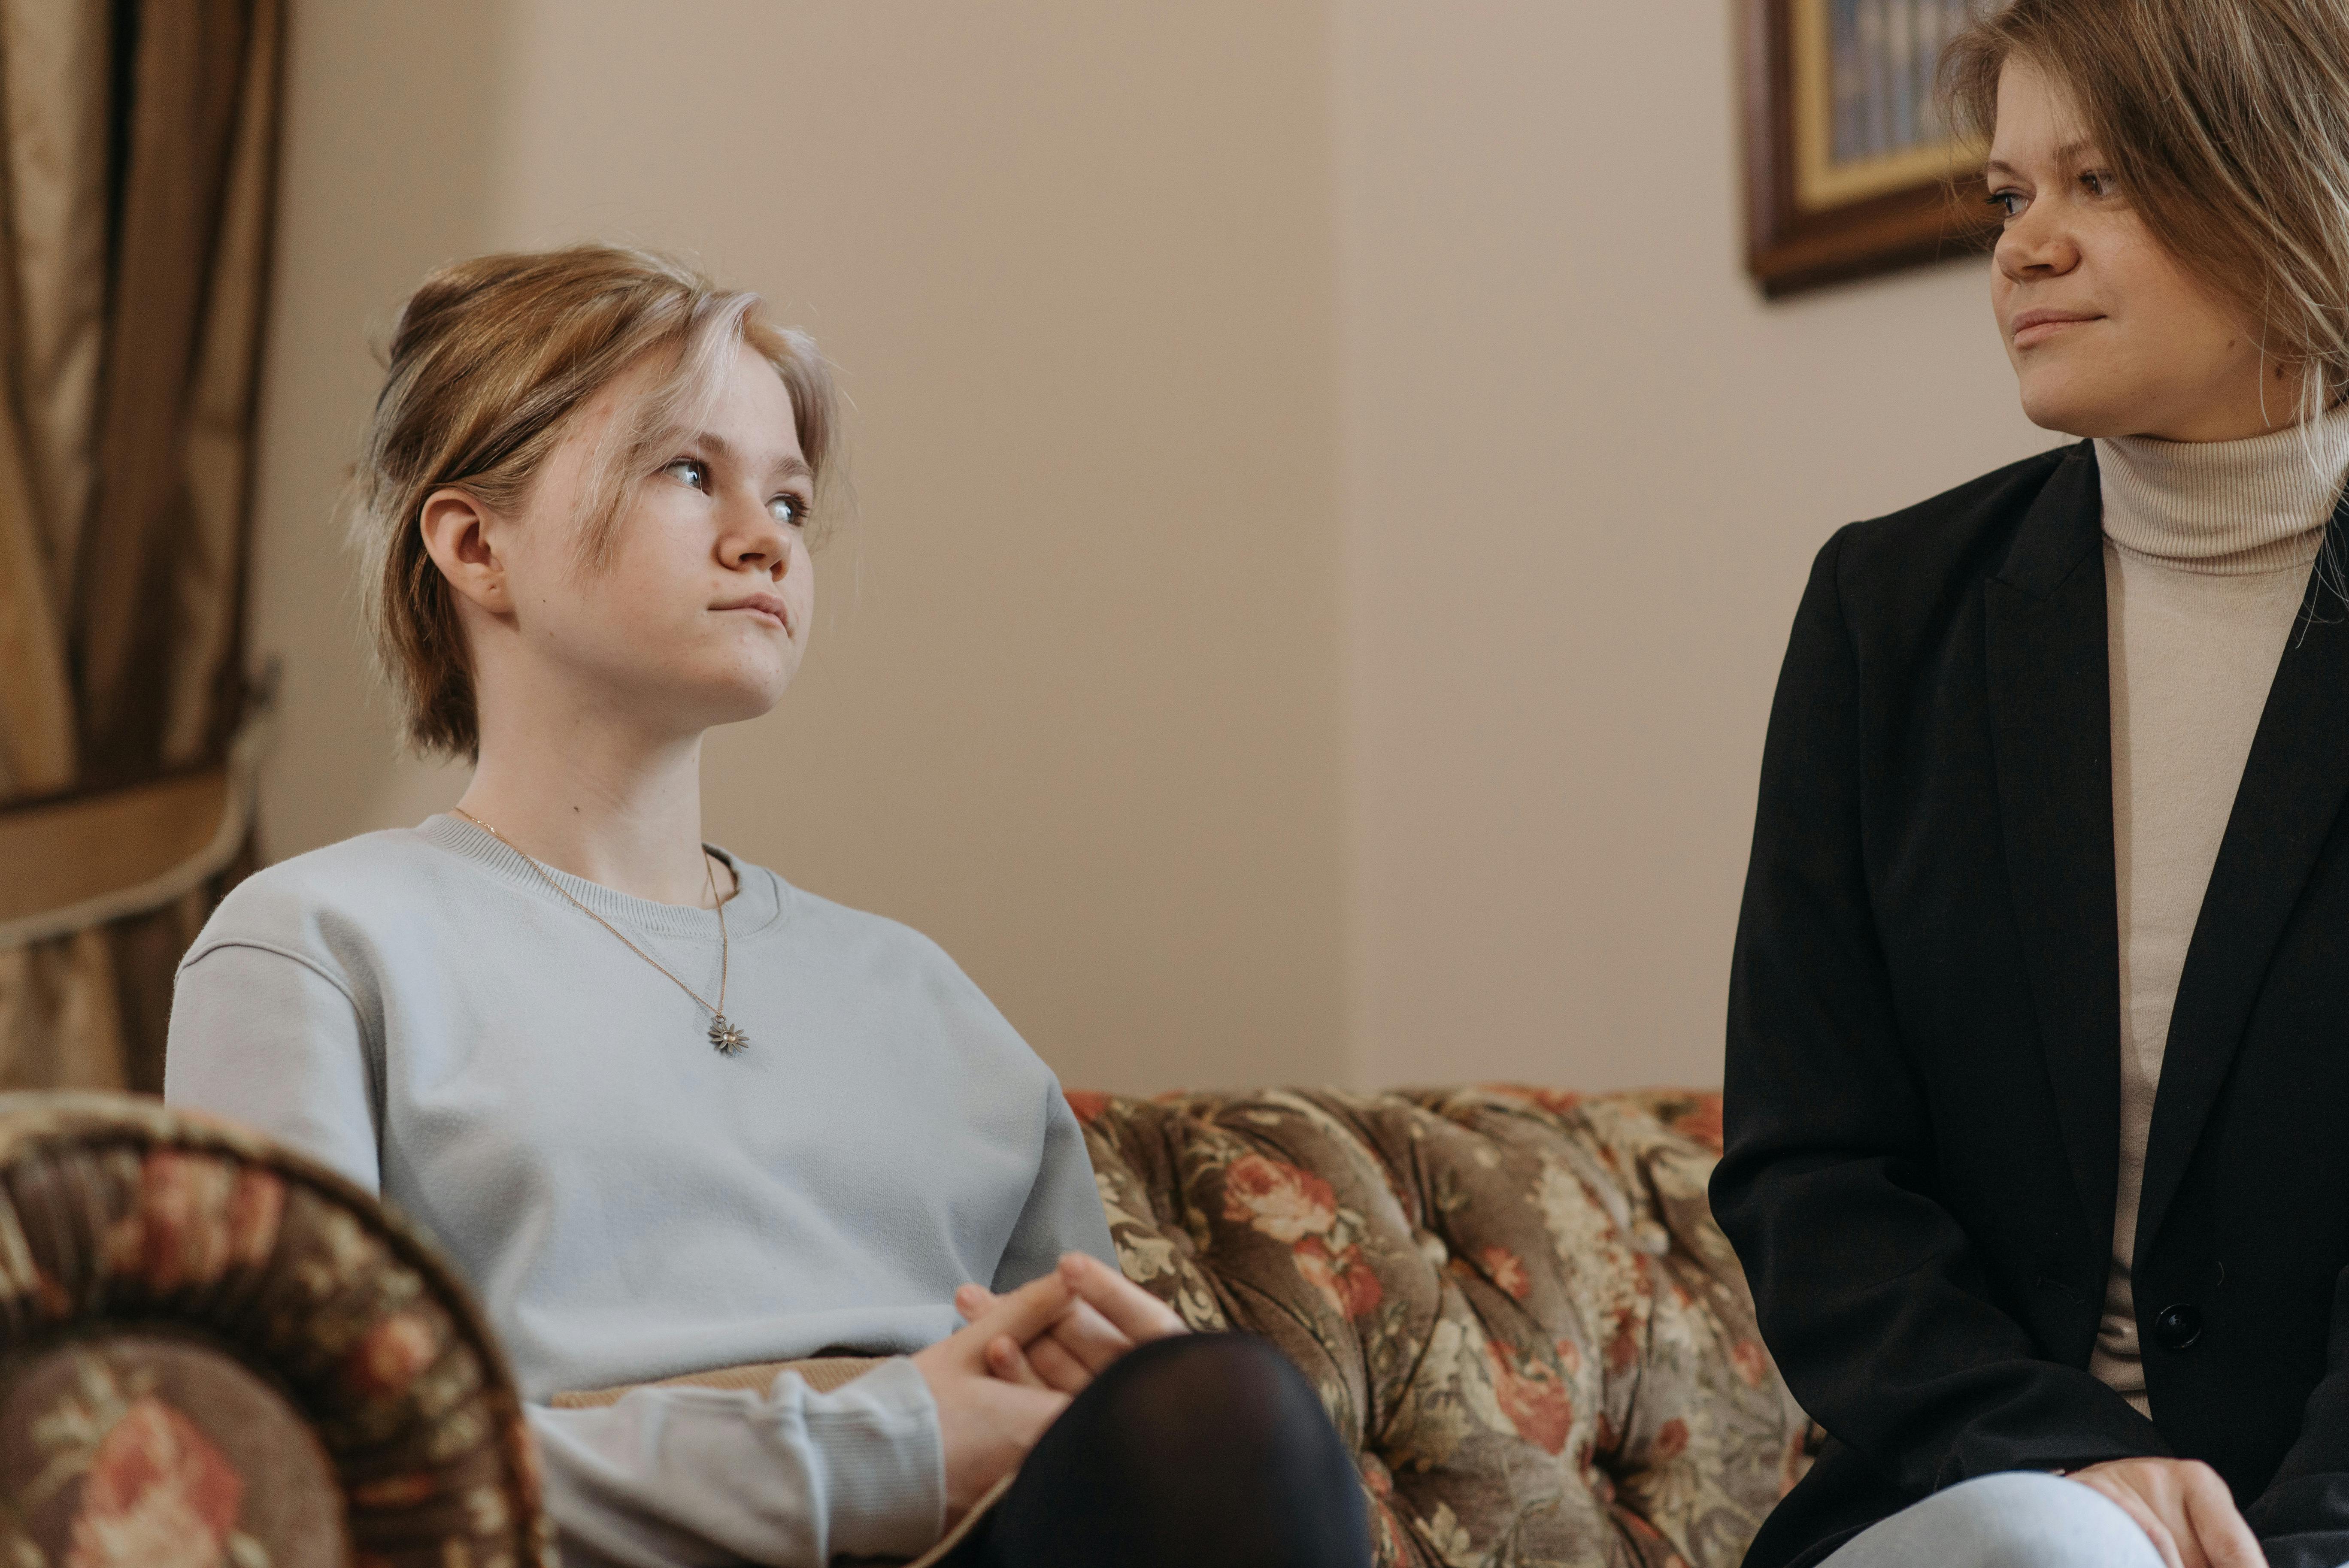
[1073,1085,1813,1568]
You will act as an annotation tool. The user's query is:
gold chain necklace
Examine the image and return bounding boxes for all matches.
[451,807,749,1056]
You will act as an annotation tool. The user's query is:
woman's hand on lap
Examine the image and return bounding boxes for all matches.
[2065,1458,2261,1568]
[954,1253,1189,1396]
[954,1285,1118,1392]
[911,1273,1077,1525]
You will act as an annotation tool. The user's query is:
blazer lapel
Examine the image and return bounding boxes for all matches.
[1984,445,2122,1250]
[2134,507,2349,1262]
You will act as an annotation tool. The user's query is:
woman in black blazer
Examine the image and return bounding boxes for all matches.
[1714,4,2349,1567]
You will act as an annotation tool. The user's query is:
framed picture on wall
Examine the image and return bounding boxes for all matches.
[1743,0,1995,297]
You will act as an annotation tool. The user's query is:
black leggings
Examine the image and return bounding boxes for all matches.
[940,1332,1372,1568]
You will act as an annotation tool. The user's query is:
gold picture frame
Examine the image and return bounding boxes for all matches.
[1746,0,1994,296]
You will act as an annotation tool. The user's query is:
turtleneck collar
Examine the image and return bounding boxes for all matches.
[2095,400,2349,576]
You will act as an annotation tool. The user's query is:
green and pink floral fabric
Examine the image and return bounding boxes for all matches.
[1071,1086,1814,1568]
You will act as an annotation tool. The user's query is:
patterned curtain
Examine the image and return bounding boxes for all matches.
[0,0,282,1092]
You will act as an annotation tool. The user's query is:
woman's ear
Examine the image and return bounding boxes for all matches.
[418,487,513,616]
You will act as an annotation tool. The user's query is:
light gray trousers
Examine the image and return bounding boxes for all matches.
[1819,1472,2168,1568]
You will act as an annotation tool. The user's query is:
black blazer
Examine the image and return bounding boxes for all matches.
[1713,441,2349,1568]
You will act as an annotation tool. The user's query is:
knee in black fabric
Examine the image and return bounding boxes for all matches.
[987,1332,1370,1568]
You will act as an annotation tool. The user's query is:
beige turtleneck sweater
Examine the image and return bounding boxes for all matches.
[2088,406,2349,1415]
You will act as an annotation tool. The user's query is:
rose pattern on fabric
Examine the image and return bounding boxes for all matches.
[0,1094,553,1568]
[1484,1338,1573,1456]
[1664,1096,1724,1156]
[1221,1154,1339,1242]
[64,1396,244,1568]
[2,1351,267,1568]
[1475,1245,1532,1302]
[1079,1086,1813,1568]
[346,1312,441,1400]
[1062,1090,1112,1127]
[119,1152,288,1304]
[1296,1236,1384,1321]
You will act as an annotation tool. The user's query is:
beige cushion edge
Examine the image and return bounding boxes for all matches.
[550,1354,890,1409]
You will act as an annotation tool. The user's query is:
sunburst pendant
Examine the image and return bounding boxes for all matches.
[708,1016,750,1056]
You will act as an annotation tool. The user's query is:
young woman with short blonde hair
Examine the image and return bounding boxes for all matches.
[164,246,1367,1568]
[1717,2,2349,1566]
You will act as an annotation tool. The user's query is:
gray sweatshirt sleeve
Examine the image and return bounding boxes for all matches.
[165,941,383,1189]
[165,941,948,1568]
[989,1078,1120,1291]
[532,1361,943,1567]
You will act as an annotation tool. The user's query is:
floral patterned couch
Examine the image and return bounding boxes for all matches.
[1073,1087,1813,1568]
[0,1092,548,1568]
[0,1086,1804,1568]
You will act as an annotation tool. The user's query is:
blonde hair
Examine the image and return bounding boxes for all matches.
[1943,0,2349,424]
[350,244,838,759]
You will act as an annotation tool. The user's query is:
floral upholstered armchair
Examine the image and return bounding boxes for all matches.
[0,1093,548,1568]
[1073,1087,1813,1568]
[0,1086,1804,1568]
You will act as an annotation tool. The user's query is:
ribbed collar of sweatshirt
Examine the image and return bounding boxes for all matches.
[2096,401,2349,576]
[418,811,789,941]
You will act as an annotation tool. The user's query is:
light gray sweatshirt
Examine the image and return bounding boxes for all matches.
[163,814,1115,1567]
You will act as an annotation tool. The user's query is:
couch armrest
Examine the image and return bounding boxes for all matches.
[0,1090,550,1568]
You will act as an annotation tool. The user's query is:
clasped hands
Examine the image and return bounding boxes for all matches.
[909,1252,1187,1526]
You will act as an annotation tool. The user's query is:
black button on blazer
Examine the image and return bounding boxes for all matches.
[1712,442,2349,1568]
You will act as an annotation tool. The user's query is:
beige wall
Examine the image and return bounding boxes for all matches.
[1331,3,2049,1088]
[251,0,512,857]
[253,0,1347,1095]
[252,3,2051,1096]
